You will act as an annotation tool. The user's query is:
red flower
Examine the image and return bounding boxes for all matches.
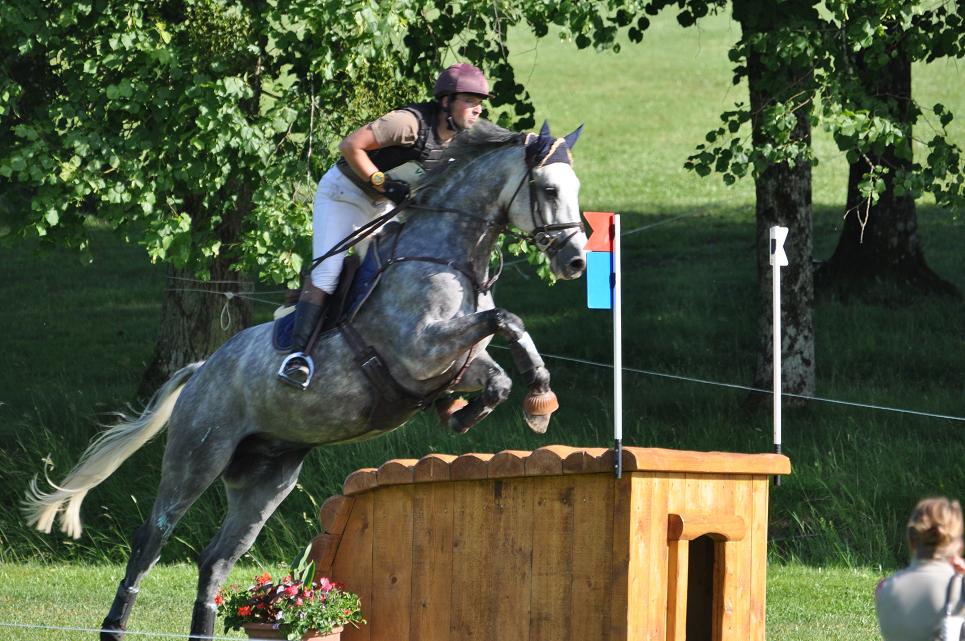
[214,594,224,606]
[285,585,299,597]
[256,572,272,586]
[237,605,252,617]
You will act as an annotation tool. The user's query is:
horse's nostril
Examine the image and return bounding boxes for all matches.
[570,258,586,272]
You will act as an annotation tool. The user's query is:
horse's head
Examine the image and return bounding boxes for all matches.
[506,122,588,280]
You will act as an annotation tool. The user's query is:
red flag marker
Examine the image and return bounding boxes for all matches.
[584,211,615,252]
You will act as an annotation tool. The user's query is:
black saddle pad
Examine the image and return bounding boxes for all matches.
[272,253,363,352]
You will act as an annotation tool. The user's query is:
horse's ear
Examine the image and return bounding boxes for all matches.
[564,124,584,150]
[539,120,551,138]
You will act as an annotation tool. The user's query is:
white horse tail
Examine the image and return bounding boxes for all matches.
[23,362,204,540]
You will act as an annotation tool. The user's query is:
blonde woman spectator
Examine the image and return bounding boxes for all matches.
[876,497,965,641]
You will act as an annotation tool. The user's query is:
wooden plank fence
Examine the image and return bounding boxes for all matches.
[310,445,790,641]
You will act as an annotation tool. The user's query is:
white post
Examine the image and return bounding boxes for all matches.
[769,226,788,485]
[613,214,623,478]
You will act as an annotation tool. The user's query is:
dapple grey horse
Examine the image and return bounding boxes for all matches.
[24,121,587,641]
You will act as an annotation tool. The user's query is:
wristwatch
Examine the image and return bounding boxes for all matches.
[369,171,385,188]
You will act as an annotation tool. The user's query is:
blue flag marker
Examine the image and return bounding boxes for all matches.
[586,252,613,309]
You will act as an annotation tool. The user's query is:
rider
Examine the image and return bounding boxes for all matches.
[278,63,491,389]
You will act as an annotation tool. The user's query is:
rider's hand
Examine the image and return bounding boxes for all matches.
[383,179,411,205]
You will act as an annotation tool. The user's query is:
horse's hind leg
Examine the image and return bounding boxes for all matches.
[439,349,512,434]
[189,437,309,641]
[101,425,235,641]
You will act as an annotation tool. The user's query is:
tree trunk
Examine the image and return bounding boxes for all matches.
[816,46,958,296]
[137,263,252,398]
[137,196,252,398]
[745,48,816,408]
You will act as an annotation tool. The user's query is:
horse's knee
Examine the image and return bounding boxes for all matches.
[488,308,526,341]
[488,371,513,403]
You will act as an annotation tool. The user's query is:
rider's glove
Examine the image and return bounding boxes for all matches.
[383,179,411,205]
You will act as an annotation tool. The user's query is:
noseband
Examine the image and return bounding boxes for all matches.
[503,163,585,259]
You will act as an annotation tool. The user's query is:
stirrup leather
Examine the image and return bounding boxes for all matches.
[277,352,315,390]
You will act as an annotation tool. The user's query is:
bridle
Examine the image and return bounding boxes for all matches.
[502,160,585,259]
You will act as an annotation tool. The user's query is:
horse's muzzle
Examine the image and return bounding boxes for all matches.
[552,251,586,281]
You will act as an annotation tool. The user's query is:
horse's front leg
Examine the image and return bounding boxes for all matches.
[435,349,512,434]
[421,308,557,433]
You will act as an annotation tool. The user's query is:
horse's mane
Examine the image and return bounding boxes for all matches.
[410,120,524,205]
[438,119,525,165]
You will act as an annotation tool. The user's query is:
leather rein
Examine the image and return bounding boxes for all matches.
[374,160,585,297]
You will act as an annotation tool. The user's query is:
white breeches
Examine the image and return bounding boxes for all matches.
[311,166,394,293]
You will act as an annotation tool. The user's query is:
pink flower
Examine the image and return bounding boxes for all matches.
[302,589,313,599]
[295,598,304,606]
[285,585,299,597]
[317,577,333,592]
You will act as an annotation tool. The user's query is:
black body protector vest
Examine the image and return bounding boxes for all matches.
[336,102,448,196]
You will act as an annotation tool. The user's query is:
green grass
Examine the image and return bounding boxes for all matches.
[0,9,963,641]
[0,562,880,640]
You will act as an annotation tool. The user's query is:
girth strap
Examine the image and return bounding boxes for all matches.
[338,322,405,405]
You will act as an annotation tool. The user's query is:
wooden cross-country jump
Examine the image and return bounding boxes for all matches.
[309,444,790,641]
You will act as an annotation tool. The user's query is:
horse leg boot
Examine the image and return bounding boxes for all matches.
[277,285,328,389]
[509,333,557,434]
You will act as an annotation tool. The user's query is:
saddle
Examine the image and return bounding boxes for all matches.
[272,253,366,351]
[272,225,457,430]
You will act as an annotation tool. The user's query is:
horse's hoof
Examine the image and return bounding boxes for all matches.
[523,390,557,434]
[436,397,469,425]
[524,412,551,434]
[100,627,125,641]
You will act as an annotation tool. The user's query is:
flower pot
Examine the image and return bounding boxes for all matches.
[242,623,343,641]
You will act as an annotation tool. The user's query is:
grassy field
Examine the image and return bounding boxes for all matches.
[0,562,882,641]
[0,9,962,641]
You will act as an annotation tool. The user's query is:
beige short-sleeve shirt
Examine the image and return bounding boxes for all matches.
[369,110,420,148]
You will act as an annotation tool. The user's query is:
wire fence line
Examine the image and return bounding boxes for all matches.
[156,210,962,424]
[0,621,249,641]
[487,345,965,423]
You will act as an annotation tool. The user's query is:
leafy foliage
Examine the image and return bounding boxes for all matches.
[679,0,964,214]
[0,1,531,287]
[2,0,962,293]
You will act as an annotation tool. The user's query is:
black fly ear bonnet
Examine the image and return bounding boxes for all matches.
[525,121,584,167]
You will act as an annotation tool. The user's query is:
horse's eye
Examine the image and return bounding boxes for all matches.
[543,186,558,196]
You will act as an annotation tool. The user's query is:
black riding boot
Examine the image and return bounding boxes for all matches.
[277,299,326,389]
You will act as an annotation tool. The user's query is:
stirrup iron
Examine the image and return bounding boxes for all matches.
[277,352,315,390]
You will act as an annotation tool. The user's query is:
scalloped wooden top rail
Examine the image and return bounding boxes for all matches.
[342,444,791,496]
